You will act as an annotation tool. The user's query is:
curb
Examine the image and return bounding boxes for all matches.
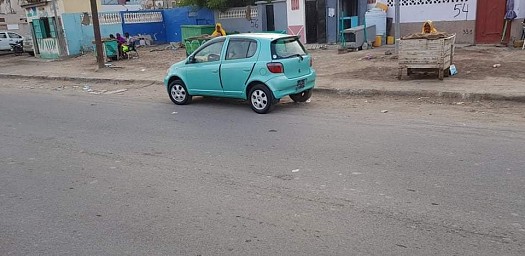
[313,88,525,103]
[0,73,164,86]
[2,73,525,103]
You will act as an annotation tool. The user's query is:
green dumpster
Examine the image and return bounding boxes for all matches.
[259,30,287,34]
[103,40,118,59]
[184,35,210,56]
[93,39,119,59]
[181,25,215,42]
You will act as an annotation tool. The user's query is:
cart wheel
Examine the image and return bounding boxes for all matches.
[438,69,444,80]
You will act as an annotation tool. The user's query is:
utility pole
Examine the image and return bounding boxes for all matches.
[51,0,66,57]
[394,0,400,54]
[90,0,105,69]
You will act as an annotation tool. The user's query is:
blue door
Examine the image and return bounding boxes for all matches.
[185,40,225,96]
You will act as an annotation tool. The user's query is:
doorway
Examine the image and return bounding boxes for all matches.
[266,5,275,31]
[305,0,318,43]
[475,0,507,43]
[305,0,327,43]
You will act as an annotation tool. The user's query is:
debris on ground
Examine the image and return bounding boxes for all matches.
[358,55,375,61]
[105,89,128,94]
[381,110,389,113]
[493,64,501,68]
[291,169,300,173]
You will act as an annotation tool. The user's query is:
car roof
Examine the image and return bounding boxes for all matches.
[226,33,296,41]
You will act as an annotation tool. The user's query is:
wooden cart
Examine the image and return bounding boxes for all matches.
[398,34,456,80]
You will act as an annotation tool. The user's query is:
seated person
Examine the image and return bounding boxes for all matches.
[211,23,226,37]
[116,33,127,58]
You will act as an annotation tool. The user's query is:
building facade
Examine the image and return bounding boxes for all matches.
[1,0,30,36]
[383,0,524,44]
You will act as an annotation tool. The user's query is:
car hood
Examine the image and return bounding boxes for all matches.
[170,59,187,70]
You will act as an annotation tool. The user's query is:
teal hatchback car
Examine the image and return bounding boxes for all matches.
[164,33,316,114]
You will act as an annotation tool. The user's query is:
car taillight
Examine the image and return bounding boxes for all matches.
[267,62,284,73]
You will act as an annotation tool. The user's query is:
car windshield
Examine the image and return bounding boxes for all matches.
[270,37,306,60]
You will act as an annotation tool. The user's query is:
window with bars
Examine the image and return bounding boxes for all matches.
[386,0,469,6]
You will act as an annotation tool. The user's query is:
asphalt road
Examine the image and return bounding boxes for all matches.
[1,87,524,255]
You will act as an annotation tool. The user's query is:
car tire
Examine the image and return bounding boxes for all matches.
[168,79,192,105]
[289,89,312,103]
[249,84,274,114]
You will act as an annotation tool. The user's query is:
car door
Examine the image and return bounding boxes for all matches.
[184,39,225,96]
[0,32,9,50]
[8,32,23,43]
[220,38,259,97]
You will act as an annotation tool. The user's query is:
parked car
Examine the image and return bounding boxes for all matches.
[0,31,24,51]
[164,33,316,114]
[23,37,35,56]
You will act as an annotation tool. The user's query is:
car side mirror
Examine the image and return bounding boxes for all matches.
[188,55,195,64]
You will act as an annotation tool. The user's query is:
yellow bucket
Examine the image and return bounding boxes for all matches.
[373,36,382,47]
[387,36,395,45]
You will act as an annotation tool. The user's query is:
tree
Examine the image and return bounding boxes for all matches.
[179,0,255,11]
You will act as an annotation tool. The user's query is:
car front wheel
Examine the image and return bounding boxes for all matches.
[289,89,312,102]
[249,84,274,114]
[168,80,192,105]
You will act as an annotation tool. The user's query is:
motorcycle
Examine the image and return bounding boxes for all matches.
[9,40,24,56]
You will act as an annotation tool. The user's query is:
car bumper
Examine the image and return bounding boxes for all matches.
[265,70,316,99]
[163,76,169,87]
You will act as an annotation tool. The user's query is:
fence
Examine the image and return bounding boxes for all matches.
[61,8,215,56]
[121,11,167,43]
[215,6,260,33]
[218,7,257,19]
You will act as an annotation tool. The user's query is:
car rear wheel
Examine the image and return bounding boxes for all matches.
[249,84,274,114]
[168,80,192,105]
[289,89,312,102]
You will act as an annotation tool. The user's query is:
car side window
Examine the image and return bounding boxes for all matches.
[194,41,224,63]
[226,39,257,60]
[247,41,257,58]
[0,33,6,39]
[8,32,22,39]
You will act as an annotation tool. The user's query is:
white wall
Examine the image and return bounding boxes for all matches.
[101,4,142,12]
[516,0,525,19]
[384,0,478,23]
[286,0,306,43]
[286,0,305,25]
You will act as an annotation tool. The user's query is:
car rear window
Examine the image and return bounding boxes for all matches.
[270,37,307,60]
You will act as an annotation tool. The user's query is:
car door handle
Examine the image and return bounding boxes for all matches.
[212,70,218,73]
[243,69,251,72]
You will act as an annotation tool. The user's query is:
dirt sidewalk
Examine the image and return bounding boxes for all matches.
[1,44,524,102]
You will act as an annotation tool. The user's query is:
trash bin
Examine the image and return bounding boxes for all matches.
[93,39,119,60]
[259,30,287,34]
[103,40,118,59]
[181,25,215,42]
[184,36,209,56]
[342,25,376,49]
